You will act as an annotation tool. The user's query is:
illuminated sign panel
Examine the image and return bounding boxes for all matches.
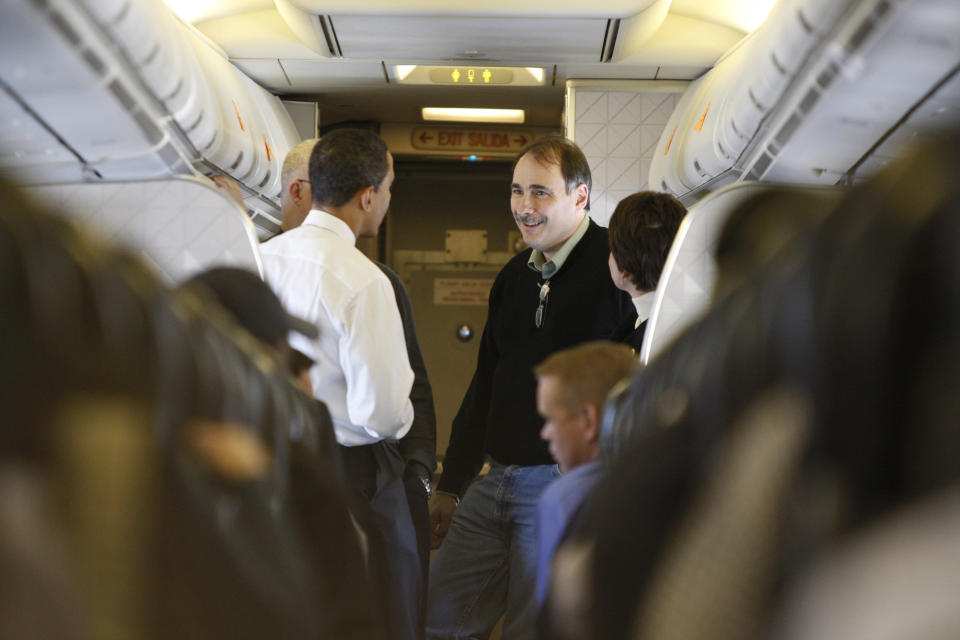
[411,128,533,152]
[393,65,545,86]
[429,67,514,85]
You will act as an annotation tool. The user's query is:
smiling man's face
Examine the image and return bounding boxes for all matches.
[510,153,587,259]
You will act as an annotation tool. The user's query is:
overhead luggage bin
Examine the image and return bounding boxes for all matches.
[649,0,960,199]
[0,84,88,184]
[649,0,848,197]
[640,182,839,365]
[0,0,191,182]
[0,0,300,233]
[78,0,223,162]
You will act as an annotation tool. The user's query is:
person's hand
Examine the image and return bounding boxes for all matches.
[211,175,245,208]
[428,492,458,549]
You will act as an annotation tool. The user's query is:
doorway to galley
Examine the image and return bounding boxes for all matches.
[386,159,519,457]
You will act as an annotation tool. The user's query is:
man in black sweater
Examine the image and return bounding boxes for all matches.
[427,135,634,639]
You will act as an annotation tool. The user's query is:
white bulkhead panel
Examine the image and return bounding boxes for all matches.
[25,177,264,284]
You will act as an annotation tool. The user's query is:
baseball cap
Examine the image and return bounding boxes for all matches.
[182,267,318,346]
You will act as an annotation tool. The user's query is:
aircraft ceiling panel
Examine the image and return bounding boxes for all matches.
[654,66,710,80]
[274,0,659,19]
[615,13,745,66]
[232,59,291,92]
[311,85,564,128]
[279,59,388,91]
[558,64,660,81]
[669,0,776,34]
[195,9,325,60]
[330,16,609,63]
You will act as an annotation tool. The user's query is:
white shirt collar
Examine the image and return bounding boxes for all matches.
[302,209,356,246]
[633,291,656,328]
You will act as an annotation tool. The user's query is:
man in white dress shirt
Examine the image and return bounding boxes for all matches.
[261,128,420,640]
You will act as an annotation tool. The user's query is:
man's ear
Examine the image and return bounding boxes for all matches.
[288,179,305,206]
[582,402,601,443]
[574,183,589,211]
[358,185,376,211]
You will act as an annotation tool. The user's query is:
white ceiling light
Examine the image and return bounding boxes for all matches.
[163,0,241,24]
[670,0,778,33]
[739,0,778,31]
[422,108,525,124]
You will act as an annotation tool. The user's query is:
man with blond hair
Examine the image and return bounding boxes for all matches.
[278,137,321,231]
[533,340,637,606]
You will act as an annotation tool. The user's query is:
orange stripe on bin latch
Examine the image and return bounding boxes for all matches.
[664,125,678,155]
[695,101,711,132]
[263,135,272,162]
[232,100,246,131]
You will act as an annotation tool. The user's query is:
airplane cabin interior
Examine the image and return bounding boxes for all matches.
[1,0,958,637]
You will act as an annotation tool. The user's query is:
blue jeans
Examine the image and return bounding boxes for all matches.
[427,461,560,640]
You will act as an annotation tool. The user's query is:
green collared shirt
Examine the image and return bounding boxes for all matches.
[526,214,591,279]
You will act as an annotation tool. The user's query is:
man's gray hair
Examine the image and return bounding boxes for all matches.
[281,138,320,188]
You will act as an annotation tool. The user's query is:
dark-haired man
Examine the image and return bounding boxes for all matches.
[426,135,634,639]
[260,128,421,640]
[607,191,687,353]
[273,135,438,638]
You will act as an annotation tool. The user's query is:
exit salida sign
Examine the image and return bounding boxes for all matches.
[411,128,533,152]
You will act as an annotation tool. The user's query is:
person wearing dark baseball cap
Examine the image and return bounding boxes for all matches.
[181,266,318,373]
[179,265,385,639]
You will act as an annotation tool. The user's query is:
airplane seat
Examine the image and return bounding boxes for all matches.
[636,181,840,367]
[798,128,960,525]
[559,128,960,640]
[600,186,835,458]
[282,379,340,465]
[0,178,375,638]
[768,133,960,640]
